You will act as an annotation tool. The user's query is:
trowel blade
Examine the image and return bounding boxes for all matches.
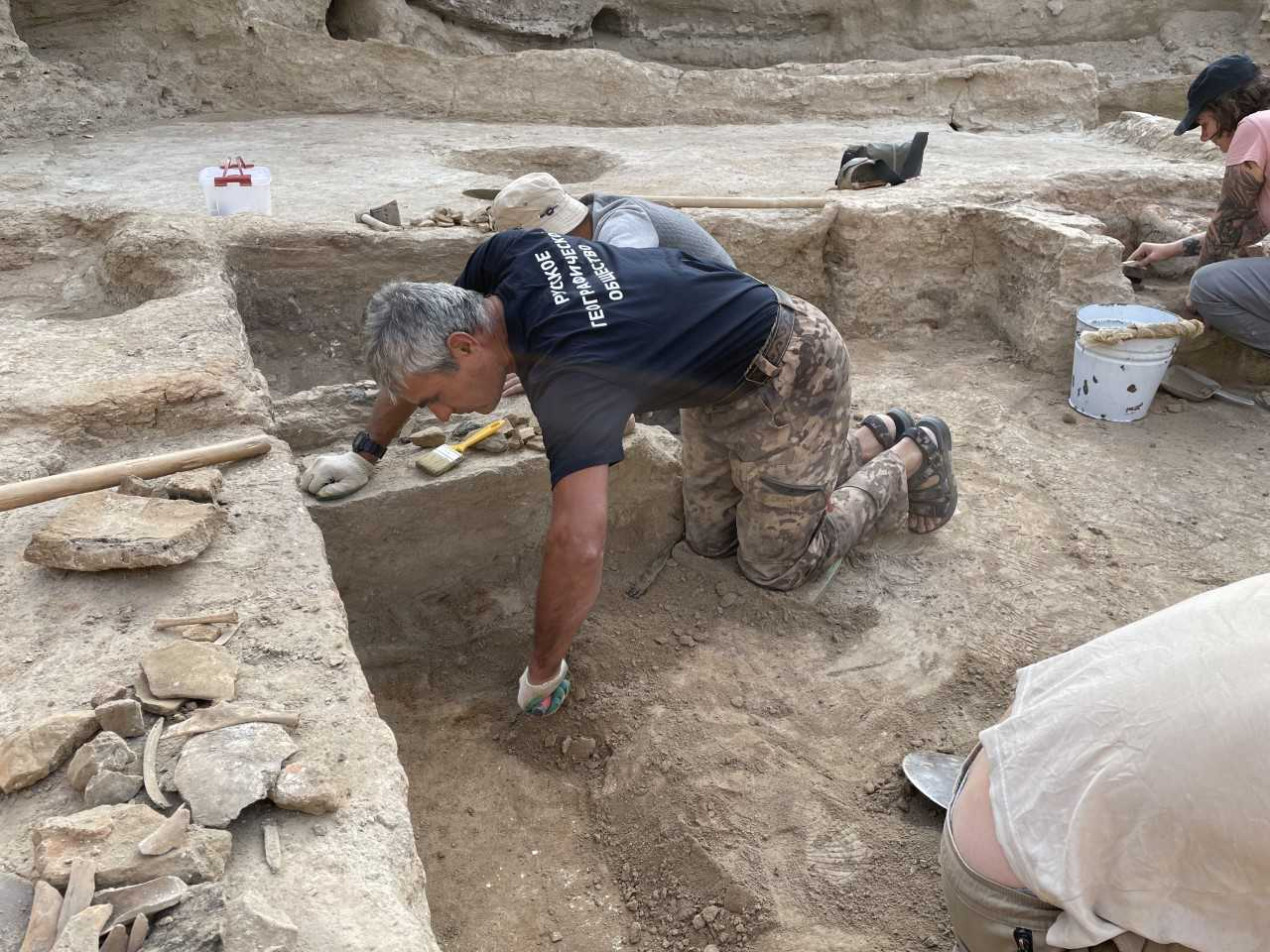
[462,188,502,200]
[1214,387,1258,407]
[902,751,964,810]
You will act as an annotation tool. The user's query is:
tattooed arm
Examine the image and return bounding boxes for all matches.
[1198,160,1268,267]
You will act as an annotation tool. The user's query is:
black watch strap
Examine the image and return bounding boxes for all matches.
[352,430,387,461]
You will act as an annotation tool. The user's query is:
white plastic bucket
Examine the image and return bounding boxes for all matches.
[199,159,271,217]
[1069,304,1181,422]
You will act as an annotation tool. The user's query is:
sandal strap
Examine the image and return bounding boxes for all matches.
[860,414,895,449]
[887,408,915,440]
[902,424,939,464]
[862,408,915,450]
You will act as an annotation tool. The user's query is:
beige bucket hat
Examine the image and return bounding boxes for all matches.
[490,172,589,234]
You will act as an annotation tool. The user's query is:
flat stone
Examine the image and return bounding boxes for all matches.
[127,914,149,952]
[96,877,188,932]
[133,671,183,715]
[24,493,225,572]
[90,684,129,708]
[525,435,546,452]
[175,624,220,642]
[407,426,446,448]
[223,893,298,952]
[473,432,509,453]
[32,804,232,889]
[141,642,238,702]
[1,871,34,947]
[138,805,190,857]
[93,700,145,739]
[17,880,61,952]
[175,723,298,828]
[269,757,349,815]
[67,732,138,792]
[116,476,170,499]
[56,860,96,939]
[117,469,221,502]
[0,710,99,794]
[50,905,112,952]
[84,770,144,807]
[100,924,127,952]
[262,820,282,873]
[164,469,223,503]
[142,883,223,952]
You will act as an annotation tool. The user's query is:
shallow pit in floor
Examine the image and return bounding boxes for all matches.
[441,145,621,185]
[0,213,169,322]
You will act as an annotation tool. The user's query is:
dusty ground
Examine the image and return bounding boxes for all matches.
[0,116,1220,225]
[361,318,1270,952]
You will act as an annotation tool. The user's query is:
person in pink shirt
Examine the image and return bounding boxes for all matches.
[1126,54,1270,355]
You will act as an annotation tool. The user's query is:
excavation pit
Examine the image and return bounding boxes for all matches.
[5,112,1270,952]
[0,214,171,323]
[226,229,482,396]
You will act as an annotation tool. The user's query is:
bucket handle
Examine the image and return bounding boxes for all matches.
[1079,318,1204,347]
[213,156,255,187]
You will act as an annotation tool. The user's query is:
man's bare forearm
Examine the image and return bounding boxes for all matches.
[530,531,604,682]
[1180,235,1203,257]
[1199,161,1267,267]
[359,391,418,461]
[529,466,609,683]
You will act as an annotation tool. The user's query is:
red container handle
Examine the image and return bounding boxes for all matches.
[213,155,256,187]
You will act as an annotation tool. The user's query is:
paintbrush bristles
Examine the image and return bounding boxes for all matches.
[416,444,462,476]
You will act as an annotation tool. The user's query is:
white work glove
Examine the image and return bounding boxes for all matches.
[518,660,570,716]
[299,452,375,500]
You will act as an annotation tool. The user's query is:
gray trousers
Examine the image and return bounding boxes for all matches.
[1189,258,1270,353]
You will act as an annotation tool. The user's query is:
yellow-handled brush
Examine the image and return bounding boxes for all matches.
[415,419,508,476]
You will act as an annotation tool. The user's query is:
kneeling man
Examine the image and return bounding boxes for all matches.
[301,229,957,714]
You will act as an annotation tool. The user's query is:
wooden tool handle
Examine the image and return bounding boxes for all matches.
[644,195,830,209]
[454,419,507,453]
[0,435,272,513]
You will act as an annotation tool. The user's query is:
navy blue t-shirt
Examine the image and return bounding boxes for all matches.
[455,228,776,486]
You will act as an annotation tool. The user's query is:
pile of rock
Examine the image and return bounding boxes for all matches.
[405,411,544,458]
[1,604,351,951]
[409,206,493,231]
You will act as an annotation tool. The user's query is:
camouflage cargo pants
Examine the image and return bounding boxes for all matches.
[681,293,908,591]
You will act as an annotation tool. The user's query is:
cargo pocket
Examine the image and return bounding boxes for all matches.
[737,474,829,577]
[759,475,827,504]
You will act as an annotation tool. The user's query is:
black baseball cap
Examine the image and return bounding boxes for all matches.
[1175,54,1261,135]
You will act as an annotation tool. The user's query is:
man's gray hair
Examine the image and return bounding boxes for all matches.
[362,282,492,396]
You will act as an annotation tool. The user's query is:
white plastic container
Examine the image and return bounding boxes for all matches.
[199,158,271,217]
[1069,304,1181,423]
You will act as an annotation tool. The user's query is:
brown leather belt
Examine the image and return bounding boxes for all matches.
[718,288,796,404]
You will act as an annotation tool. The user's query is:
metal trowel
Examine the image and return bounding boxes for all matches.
[902,752,964,810]
[1159,365,1258,406]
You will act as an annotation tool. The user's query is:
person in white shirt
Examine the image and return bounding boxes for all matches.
[943,573,1270,952]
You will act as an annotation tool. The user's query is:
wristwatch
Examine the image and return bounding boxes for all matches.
[352,430,387,461]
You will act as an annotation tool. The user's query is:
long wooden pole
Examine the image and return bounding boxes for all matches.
[461,187,832,208]
[0,436,272,513]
